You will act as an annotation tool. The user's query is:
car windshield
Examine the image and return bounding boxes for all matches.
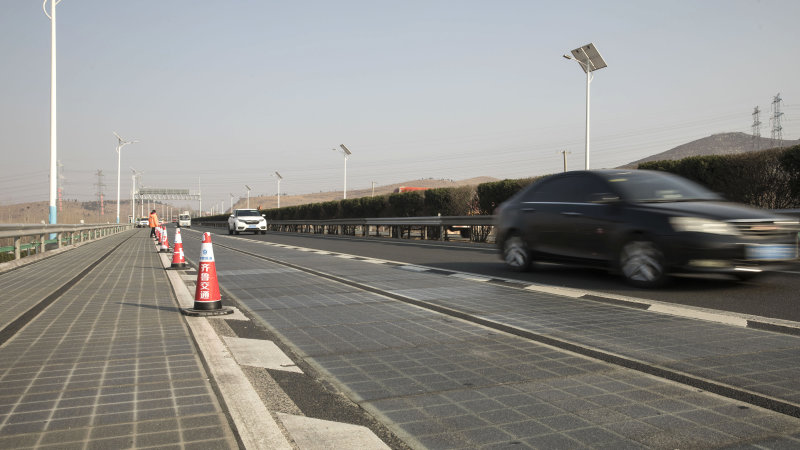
[599,171,721,203]
[237,210,261,217]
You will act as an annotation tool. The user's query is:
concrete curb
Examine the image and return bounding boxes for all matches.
[159,253,294,450]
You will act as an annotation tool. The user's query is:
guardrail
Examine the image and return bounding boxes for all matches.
[0,223,133,261]
[196,215,497,242]
[195,208,800,245]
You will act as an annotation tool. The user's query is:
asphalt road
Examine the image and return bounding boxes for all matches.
[197,226,800,323]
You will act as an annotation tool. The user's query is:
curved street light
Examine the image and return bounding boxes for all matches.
[114,132,138,224]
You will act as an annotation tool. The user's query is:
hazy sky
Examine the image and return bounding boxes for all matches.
[1,0,798,211]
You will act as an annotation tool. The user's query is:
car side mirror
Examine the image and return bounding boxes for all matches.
[229,215,234,218]
[262,214,266,217]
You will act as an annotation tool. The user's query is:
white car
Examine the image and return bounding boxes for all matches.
[178,213,191,228]
[228,209,267,235]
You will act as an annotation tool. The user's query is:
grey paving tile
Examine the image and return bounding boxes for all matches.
[0,231,237,448]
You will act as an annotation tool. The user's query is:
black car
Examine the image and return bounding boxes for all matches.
[494,169,799,287]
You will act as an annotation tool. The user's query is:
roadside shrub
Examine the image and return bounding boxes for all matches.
[388,192,424,217]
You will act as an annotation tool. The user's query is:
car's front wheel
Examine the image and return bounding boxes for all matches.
[619,239,667,288]
[734,271,760,282]
[503,234,532,272]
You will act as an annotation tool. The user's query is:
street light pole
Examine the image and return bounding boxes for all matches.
[274,172,283,208]
[114,132,138,224]
[130,168,136,221]
[43,0,62,227]
[333,145,352,200]
[245,185,252,209]
[563,43,607,170]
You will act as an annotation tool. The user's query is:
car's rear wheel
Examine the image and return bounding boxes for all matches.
[503,234,532,272]
[619,239,667,288]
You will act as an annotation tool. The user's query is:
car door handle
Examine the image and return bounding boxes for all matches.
[521,208,536,212]
[560,211,583,217]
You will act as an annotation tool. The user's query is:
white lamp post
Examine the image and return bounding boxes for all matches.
[114,132,138,224]
[333,144,352,199]
[273,171,283,208]
[245,185,252,208]
[43,0,63,227]
[563,43,607,170]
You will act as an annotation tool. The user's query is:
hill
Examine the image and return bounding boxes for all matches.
[239,177,499,211]
[622,132,799,168]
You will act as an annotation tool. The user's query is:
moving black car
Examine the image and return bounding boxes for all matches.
[494,169,799,287]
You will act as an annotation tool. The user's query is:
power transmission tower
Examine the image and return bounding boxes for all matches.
[751,106,761,150]
[770,93,784,146]
[94,170,106,221]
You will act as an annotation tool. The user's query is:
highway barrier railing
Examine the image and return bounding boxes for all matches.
[0,223,133,262]
[196,208,800,246]
[196,215,497,243]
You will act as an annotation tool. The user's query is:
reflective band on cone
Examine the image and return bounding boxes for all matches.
[170,228,187,269]
[182,232,232,316]
[159,225,170,253]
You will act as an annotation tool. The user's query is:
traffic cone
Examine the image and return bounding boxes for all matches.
[182,232,232,316]
[154,226,161,243]
[159,225,170,253]
[170,228,187,269]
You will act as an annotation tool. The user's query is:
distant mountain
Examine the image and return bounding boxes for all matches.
[622,132,799,168]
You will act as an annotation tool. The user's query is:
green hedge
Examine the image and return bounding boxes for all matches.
[639,145,800,209]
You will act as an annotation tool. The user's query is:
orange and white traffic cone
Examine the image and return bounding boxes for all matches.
[154,226,161,243]
[182,232,232,316]
[170,228,187,269]
[159,225,170,253]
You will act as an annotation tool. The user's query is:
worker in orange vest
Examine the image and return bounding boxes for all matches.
[148,209,160,239]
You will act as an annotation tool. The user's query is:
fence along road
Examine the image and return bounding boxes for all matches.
[180,227,800,449]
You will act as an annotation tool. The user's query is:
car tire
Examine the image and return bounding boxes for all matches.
[503,234,532,272]
[734,272,759,282]
[234,230,239,235]
[619,239,667,288]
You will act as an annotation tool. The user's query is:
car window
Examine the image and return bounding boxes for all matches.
[237,210,260,216]
[522,175,609,203]
[600,171,720,202]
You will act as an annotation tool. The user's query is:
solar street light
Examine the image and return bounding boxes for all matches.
[563,43,607,170]
[245,184,252,209]
[333,145,352,199]
[273,171,283,208]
